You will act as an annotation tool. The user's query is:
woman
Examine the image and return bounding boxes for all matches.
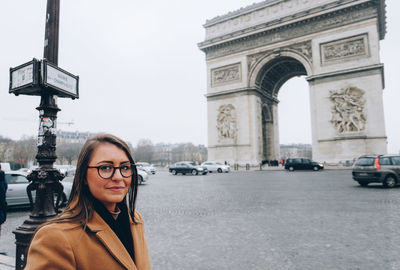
[25,134,151,270]
[0,164,7,235]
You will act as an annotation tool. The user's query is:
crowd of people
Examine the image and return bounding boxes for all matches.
[261,159,286,167]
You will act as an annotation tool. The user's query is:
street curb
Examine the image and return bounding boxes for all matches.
[0,254,15,270]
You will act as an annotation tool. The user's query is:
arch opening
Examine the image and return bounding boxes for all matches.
[256,56,307,97]
[257,57,309,161]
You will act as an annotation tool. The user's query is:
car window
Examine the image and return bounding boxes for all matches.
[302,159,311,164]
[5,174,28,184]
[390,157,400,165]
[379,157,392,165]
[294,159,302,163]
[355,157,375,166]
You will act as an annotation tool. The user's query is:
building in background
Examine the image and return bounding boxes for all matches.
[56,130,95,144]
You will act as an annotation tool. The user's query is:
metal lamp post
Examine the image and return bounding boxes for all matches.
[9,1,79,269]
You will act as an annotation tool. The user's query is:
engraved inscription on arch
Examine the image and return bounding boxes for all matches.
[329,87,366,133]
[211,63,241,87]
[321,34,369,64]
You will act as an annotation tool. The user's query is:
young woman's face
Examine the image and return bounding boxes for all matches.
[86,142,132,212]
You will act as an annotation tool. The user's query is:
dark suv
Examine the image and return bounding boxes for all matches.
[284,158,324,171]
[352,155,400,188]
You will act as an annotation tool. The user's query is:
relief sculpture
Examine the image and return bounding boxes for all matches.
[211,64,241,86]
[329,87,366,133]
[321,34,368,64]
[247,41,312,71]
[217,104,237,141]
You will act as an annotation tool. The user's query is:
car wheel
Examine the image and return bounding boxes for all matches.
[138,175,143,185]
[313,166,319,171]
[358,181,369,187]
[217,168,222,173]
[191,169,198,175]
[383,175,397,188]
[172,170,177,175]
[288,166,294,171]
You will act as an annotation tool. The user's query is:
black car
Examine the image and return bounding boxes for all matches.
[284,158,324,171]
[352,155,400,188]
[169,162,208,175]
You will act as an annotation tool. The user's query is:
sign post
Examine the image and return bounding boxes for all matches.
[10,1,79,269]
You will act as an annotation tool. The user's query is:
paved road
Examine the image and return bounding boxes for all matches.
[1,170,400,269]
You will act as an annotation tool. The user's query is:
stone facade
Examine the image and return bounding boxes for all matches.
[200,0,387,165]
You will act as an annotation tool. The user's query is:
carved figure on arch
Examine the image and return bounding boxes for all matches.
[329,87,366,133]
[217,104,237,141]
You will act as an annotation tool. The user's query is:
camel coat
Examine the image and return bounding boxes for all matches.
[25,211,151,270]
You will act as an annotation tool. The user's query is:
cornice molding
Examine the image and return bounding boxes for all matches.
[306,63,384,88]
[199,1,382,60]
[206,87,279,103]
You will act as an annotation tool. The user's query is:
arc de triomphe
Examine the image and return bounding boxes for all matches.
[198,0,387,165]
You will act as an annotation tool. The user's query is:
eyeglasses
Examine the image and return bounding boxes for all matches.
[87,164,135,179]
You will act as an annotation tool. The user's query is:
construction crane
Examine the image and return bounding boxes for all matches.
[2,117,74,126]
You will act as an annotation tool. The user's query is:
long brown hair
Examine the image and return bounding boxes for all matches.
[49,133,139,226]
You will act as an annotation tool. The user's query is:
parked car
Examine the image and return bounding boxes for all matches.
[136,162,156,175]
[5,171,72,207]
[137,169,149,185]
[169,162,208,175]
[201,161,230,173]
[284,158,324,171]
[54,165,76,177]
[352,155,400,188]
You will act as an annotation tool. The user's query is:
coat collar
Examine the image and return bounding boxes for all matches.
[87,211,137,270]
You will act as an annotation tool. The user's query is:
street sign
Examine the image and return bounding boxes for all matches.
[42,60,79,99]
[9,59,79,99]
[9,59,40,95]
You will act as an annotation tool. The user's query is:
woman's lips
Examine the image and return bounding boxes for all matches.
[107,186,125,191]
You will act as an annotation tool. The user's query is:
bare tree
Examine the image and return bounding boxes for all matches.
[57,142,84,165]
[12,136,36,167]
[133,139,154,163]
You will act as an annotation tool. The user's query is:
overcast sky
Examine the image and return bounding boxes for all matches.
[0,0,399,153]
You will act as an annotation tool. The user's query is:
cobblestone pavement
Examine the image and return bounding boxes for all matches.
[2,170,400,270]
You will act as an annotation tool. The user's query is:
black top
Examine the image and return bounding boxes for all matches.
[93,199,135,263]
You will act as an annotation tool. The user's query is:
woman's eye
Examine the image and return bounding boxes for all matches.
[100,165,112,172]
[121,165,130,171]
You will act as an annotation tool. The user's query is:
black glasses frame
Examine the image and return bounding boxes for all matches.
[87,164,135,179]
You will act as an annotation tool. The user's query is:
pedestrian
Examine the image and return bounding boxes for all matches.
[0,164,7,238]
[25,134,151,270]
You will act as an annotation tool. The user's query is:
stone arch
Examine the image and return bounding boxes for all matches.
[200,0,387,165]
[251,53,311,161]
[248,50,312,90]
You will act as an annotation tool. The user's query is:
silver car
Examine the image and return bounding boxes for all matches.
[201,161,230,173]
[136,162,156,175]
[5,171,72,207]
[137,169,149,185]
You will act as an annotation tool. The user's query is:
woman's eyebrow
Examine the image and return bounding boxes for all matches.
[95,160,130,165]
[95,161,113,165]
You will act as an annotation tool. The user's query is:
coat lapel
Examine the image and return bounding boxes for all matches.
[87,211,137,270]
[130,213,146,268]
